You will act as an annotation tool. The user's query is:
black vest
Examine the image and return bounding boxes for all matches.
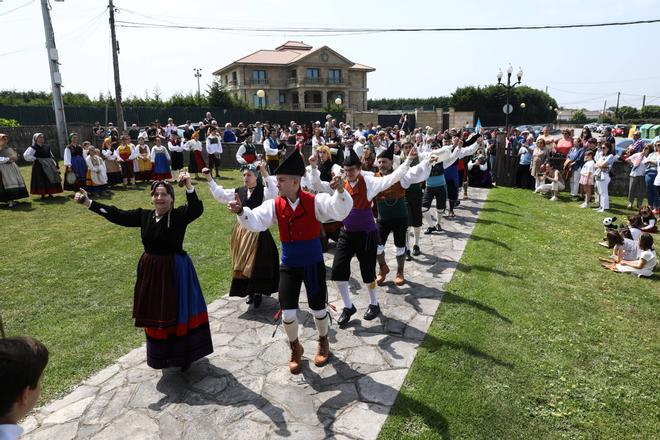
[235,183,264,210]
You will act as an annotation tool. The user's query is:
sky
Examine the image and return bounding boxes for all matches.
[1,0,660,110]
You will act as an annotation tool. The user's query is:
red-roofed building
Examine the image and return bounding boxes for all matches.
[212,41,375,111]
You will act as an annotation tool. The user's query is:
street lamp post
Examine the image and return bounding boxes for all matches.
[193,68,202,105]
[496,64,523,131]
[256,89,265,109]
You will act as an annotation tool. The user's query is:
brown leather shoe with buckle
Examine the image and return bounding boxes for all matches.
[376,264,390,285]
[314,336,331,367]
[288,339,304,375]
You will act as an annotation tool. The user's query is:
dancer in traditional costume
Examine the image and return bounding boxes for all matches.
[235,132,258,165]
[228,151,352,374]
[102,141,122,188]
[185,131,206,179]
[168,132,185,180]
[311,148,411,326]
[150,137,172,181]
[134,137,152,183]
[441,133,481,217]
[401,139,424,259]
[23,133,62,198]
[74,172,213,370]
[63,133,87,192]
[205,127,223,178]
[306,145,343,247]
[84,146,108,196]
[116,135,137,188]
[372,143,432,286]
[0,134,28,207]
[263,130,282,174]
[206,162,279,307]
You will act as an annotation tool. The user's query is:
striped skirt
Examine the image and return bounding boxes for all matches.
[136,252,213,369]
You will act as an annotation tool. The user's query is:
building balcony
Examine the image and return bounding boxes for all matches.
[327,78,348,85]
[287,78,297,85]
[250,79,269,85]
[305,103,323,109]
[291,103,300,110]
[303,77,322,85]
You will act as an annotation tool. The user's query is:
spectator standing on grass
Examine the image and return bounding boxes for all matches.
[223,123,237,143]
[531,138,549,191]
[0,336,49,440]
[537,126,556,153]
[593,141,616,213]
[642,140,659,212]
[0,133,29,208]
[253,121,264,145]
[625,144,649,209]
[516,134,534,189]
[579,150,595,208]
[128,124,140,143]
[206,127,223,178]
[625,131,645,157]
[565,137,585,197]
[555,129,573,157]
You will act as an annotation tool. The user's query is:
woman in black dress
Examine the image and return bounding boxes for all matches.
[23,133,63,197]
[204,162,279,308]
[74,171,212,370]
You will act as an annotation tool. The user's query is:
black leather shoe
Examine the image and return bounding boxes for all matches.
[412,245,421,256]
[253,294,262,308]
[337,304,357,327]
[363,304,380,321]
[405,249,412,261]
[245,295,254,304]
[424,227,435,235]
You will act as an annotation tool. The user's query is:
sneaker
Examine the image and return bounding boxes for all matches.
[363,304,381,321]
[595,208,605,213]
[579,203,588,208]
[592,207,602,211]
[550,196,558,201]
[626,203,632,209]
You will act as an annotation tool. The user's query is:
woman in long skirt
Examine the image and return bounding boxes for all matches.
[204,162,279,308]
[74,172,213,370]
[116,134,137,188]
[185,131,206,179]
[84,146,108,196]
[23,133,63,197]
[0,133,29,207]
[134,137,152,183]
[63,133,88,192]
[168,132,185,180]
[150,136,172,181]
[102,142,123,187]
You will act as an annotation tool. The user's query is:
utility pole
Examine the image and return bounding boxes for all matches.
[545,85,548,94]
[194,68,202,106]
[615,92,620,120]
[642,95,646,110]
[40,0,68,157]
[108,0,125,132]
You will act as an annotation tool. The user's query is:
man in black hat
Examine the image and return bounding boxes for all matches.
[229,151,352,375]
[309,148,412,326]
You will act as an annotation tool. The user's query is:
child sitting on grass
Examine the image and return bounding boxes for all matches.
[598,230,638,263]
[602,233,657,277]
[626,214,644,242]
[0,336,49,440]
[639,206,657,233]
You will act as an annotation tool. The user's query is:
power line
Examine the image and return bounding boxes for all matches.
[0,0,34,18]
[113,17,660,34]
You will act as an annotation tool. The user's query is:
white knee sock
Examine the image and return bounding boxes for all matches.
[313,309,329,337]
[336,281,352,309]
[413,226,421,246]
[423,209,436,227]
[282,309,298,342]
[367,282,378,306]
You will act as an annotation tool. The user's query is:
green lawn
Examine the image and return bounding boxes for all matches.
[380,187,659,439]
[1,165,244,405]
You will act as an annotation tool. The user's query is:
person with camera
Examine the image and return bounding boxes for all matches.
[205,161,278,309]
[73,172,213,371]
[228,151,352,375]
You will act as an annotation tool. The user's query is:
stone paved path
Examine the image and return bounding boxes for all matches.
[23,188,489,440]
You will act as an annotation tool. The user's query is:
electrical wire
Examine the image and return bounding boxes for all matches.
[113,17,660,34]
[0,0,34,18]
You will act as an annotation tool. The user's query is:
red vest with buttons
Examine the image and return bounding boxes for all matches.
[275,190,320,243]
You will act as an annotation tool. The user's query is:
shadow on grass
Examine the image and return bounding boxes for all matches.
[150,358,290,436]
[478,206,522,216]
[300,357,451,439]
[33,195,68,204]
[428,260,521,280]
[441,291,512,324]
[0,201,35,211]
[443,230,512,250]
[486,198,517,207]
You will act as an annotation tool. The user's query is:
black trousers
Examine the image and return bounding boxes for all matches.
[406,191,423,227]
[278,262,327,311]
[422,185,447,213]
[330,229,378,283]
[378,218,408,248]
[516,164,531,189]
[446,179,459,210]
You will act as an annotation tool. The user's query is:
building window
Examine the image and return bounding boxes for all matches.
[253,93,266,108]
[252,70,267,84]
[231,71,237,83]
[328,69,342,84]
[289,69,297,78]
[306,68,320,83]
[279,92,286,105]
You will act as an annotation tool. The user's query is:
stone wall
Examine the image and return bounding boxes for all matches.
[1,125,93,160]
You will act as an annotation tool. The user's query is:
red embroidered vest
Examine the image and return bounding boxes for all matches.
[275,190,320,243]
[344,174,371,209]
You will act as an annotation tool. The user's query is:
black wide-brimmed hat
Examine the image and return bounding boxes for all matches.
[377,143,395,160]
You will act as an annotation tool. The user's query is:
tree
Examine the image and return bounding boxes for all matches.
[570,110,587,124]
[207,81,236,108]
